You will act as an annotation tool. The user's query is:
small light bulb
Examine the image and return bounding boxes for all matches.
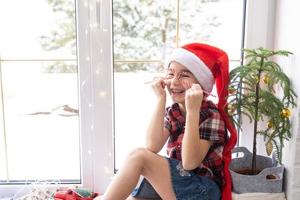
[98,91,106,98]
[93,23,98,28]
[104,167,111,174]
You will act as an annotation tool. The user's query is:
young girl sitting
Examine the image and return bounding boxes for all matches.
[98,43,237,200]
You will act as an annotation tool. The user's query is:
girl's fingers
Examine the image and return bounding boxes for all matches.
[161,80,167,88]
[189,84,202,93]
[192,83,201,89]
[163,79,171,86]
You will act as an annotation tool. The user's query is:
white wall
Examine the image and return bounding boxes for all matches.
[273,0,300,199]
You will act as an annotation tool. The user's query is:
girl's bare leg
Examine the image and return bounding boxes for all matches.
[101,148,176,200]
[126,197,149,200]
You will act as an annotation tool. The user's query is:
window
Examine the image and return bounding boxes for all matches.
[113,0,246,169]
[0,0,276,196]
[1,0,114,196]
[0,0,80,195]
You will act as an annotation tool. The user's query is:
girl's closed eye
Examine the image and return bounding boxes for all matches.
[178,72,191,79]
[165,69,175,79]
[166,72,174,79]
[165,69,192,80]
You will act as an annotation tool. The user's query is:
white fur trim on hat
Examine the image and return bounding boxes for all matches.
[168,48,215,92]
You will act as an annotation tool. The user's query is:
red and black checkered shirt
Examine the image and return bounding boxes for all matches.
[164,100,227,187]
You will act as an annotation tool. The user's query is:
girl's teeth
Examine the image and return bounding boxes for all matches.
[172,90,184,94]
[172,89,182,92]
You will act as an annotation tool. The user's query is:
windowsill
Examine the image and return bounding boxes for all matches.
[0,183,83,199]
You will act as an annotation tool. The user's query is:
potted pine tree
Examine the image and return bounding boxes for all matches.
[227,48,297,193]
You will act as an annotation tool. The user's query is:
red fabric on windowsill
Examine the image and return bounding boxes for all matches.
[53,189,98,200]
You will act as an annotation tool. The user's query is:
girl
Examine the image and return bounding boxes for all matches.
[99,43,237,200]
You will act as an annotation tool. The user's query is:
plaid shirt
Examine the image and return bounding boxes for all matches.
[164,100,227,187]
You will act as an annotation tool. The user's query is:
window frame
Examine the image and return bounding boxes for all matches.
[76,0,114,194]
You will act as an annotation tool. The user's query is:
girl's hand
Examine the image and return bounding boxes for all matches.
[184,83,204,112]
[151,77,167,99]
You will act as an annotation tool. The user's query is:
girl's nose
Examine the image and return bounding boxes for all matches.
[169,76,181,85]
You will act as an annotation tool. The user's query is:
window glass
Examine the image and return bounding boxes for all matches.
[113,0,245,169]
[113,0,176,62]
[180,0,244,59]
[0,0,79,183]
[0,0,76,60]
[114,69,168,166]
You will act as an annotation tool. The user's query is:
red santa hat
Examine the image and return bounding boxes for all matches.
[168,43,238,200]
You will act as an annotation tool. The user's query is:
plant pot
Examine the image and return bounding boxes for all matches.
[230,146,284,194]
[232,192,286,200]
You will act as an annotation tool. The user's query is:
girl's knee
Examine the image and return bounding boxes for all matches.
[127,147,149,163]
[126,148,159,176]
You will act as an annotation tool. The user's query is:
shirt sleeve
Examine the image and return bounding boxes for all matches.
[199,110,226,144]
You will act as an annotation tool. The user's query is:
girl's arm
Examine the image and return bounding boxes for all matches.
[145,78,170,153]
[181,84,212,170]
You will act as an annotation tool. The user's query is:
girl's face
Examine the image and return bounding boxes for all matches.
[165,61,199,104]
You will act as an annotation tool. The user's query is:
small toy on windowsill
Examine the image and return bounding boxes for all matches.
[53,188,98,200]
